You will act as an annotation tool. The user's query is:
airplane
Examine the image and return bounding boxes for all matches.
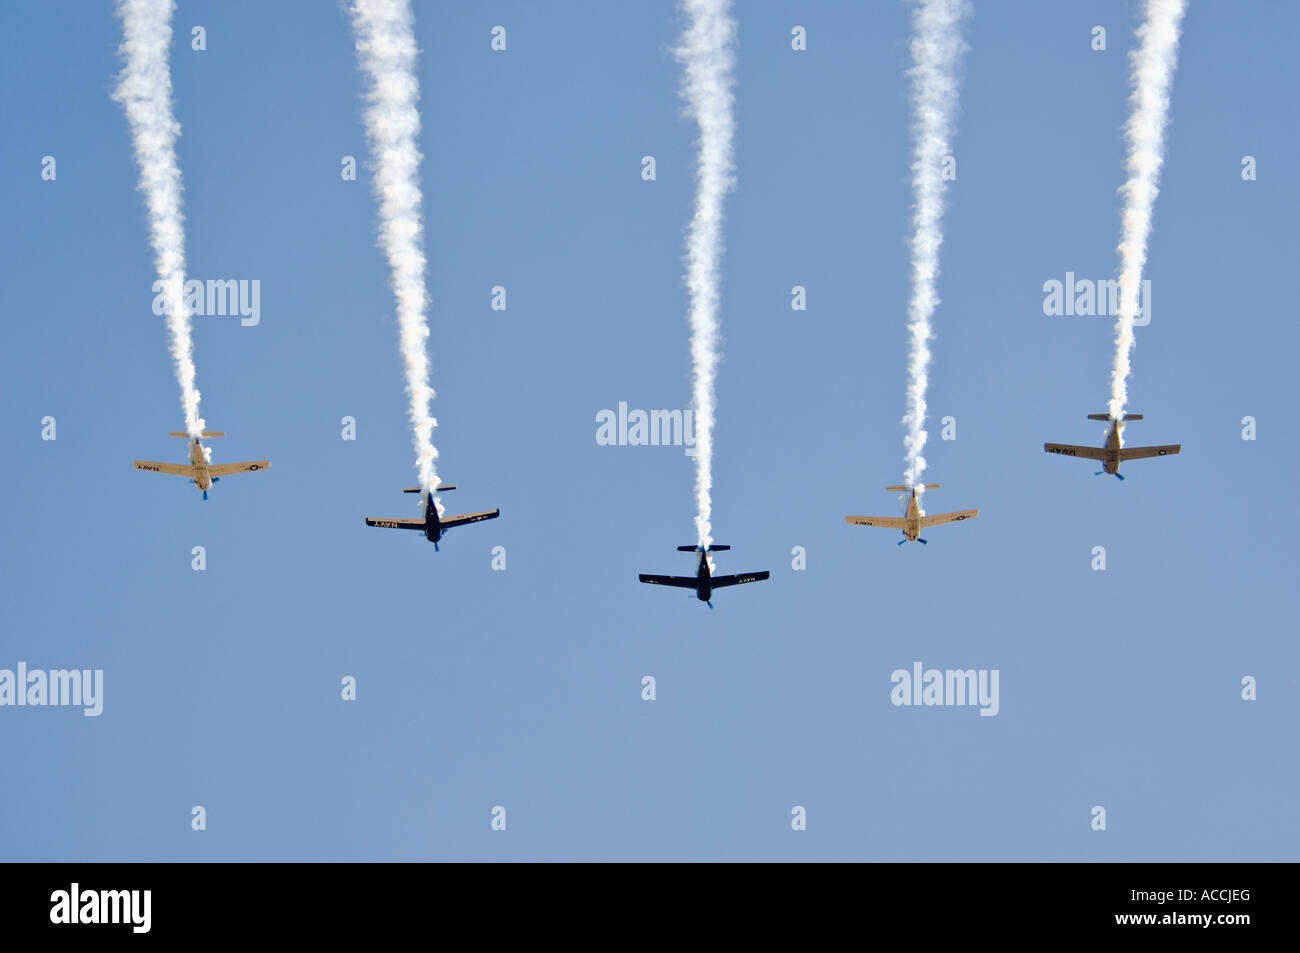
[364,485,498,550]
[846,484,979,545]
[133,431,269,500]
[639,544,769,608]
[1044,413,1181,480]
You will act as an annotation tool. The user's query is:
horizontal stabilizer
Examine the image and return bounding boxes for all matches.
[170,431,225,438]
[886,483,939,492]
[1087,413,1142,422]
[403,485,456,493]
[677,544,730,552]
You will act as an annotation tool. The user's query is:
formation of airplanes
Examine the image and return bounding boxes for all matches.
[133,411,1181,606]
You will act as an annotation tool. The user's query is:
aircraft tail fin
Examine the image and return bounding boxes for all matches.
[170,430,225,438]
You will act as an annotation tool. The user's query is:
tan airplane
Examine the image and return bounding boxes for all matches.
[1044,413,1180,480]
[846,484,979,545]
[134,431,269,500]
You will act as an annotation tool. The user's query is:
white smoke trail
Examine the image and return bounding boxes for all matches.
[113,0,204,437]
[675,0,738,549]
[1108,0,1187,426]
[901,0,969,501]
[349,0,441,505]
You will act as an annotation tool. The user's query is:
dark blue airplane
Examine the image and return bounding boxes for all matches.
[364,485,499,550]
[639,544,769,608]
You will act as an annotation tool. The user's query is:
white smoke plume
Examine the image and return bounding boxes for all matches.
[1108,0,1187,426]
[901,0,969,500]
[113,0,204,437]
[675,0,738,549]
[350,0,441,505]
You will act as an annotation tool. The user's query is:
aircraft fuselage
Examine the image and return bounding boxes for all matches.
[187,438,213,491]
[1100,421,1124,474]
[421,492,444,544]
[694,551,713,602]
[901,490,924,541]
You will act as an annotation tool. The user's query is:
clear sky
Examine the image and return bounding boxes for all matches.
[1,0,1296,861]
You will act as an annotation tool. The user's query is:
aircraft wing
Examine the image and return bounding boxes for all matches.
[711,571,770,589]
[208,461,270,477]
[919,509,979,529]
[1118,444,1181,461]
[364,518,425,530]
[638,574,698,589]
[441,510,499,529]
[134,461,198,478]
[1044,443,1107,461]
[845,516,907,529]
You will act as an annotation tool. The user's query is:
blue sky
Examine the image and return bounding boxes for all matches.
[1,0,1296,860]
